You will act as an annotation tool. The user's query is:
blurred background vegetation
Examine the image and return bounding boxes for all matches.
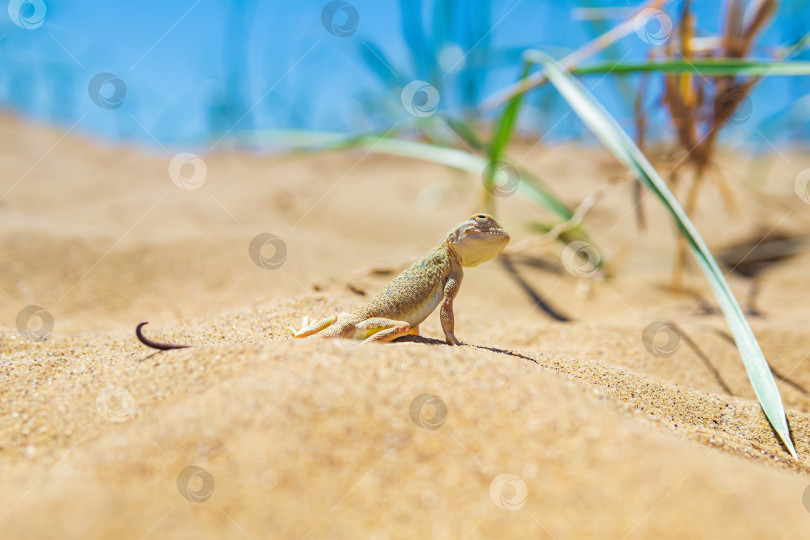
[1,0,808,149]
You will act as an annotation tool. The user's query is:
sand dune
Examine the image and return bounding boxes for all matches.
[2,116,810,538]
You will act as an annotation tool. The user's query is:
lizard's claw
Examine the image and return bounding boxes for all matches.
[284,315,312,338]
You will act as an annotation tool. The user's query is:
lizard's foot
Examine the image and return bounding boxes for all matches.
[353,318,413,344]
[444,332,462,346]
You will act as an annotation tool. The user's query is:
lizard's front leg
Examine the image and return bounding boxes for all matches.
[440,269,463,346]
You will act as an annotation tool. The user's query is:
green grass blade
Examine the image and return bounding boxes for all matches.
[526,50,798,459]
[441,117,575,221]
[571,58,810,77]
[241,127,579,224]
[231,128,485,172]
[497,60,810,103]
[442,117,489,153]
[482,63,532,213]
[490,63,532,164]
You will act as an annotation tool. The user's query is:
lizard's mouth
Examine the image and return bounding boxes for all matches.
[455,229,510,267]
[476,227,509,239]
[467,221,510,240]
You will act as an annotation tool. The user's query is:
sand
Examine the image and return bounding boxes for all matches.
[2,114,810,538]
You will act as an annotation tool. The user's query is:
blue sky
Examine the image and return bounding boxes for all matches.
[1,0,808,151]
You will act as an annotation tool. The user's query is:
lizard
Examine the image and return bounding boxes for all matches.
[284,213,509,345]
[134,213,509,350]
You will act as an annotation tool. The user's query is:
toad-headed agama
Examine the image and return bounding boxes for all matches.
[285,213,509,345]
[135,214,509,350]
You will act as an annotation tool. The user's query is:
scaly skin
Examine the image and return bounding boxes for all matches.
[285,213,510,345]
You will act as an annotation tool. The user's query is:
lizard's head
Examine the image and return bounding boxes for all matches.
[446,213,510,267]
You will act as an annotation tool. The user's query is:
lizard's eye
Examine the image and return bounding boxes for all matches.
[474,214,487,220]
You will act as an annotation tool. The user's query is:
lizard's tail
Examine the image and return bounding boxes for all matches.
[136,322,191,351]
